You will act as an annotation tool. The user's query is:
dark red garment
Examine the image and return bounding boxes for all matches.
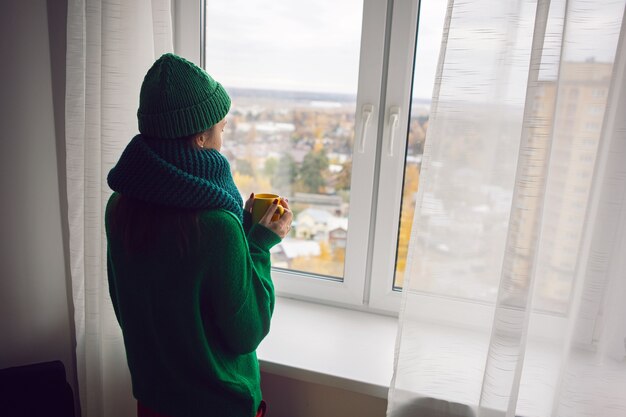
[137,400,267,417]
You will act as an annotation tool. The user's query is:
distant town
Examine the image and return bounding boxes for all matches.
[222,87,428,280]
[222,59,609,315]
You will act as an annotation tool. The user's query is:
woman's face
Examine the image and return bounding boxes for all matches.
[198,118,227,151]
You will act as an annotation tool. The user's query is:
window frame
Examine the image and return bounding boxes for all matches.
[172,0,592,341]
[368,0,421,312]
[172,0,419,312]
[265,0,391,306]
[172,0,203,66]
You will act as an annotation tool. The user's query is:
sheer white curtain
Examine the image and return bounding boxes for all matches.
[65,1,172,416]
[388,0,626,416]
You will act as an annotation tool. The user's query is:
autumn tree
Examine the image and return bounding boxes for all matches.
[395,164,420,288]
[264,157,278,178]
[334,160,352,192]
[271,153,298,194]
[298,149,329,193]
[233,172,272,197]
[235,159,255,177]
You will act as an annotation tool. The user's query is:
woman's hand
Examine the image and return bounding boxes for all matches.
[244,193,255,214]
[259,199,293,239]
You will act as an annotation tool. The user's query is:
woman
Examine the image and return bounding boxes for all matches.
[106,53,292,417]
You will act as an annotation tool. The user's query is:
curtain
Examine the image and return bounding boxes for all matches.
[65,1,172,416]
[388,0,626,416]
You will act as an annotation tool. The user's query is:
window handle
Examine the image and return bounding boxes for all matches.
[358,104,374,153]
[387,106,401,157]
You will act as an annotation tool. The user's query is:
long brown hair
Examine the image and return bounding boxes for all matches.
[107,194,203,257]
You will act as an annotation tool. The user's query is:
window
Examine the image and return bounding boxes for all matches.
[172,0,605,318]
[591,88,606,98]
[198,0,446,310]
[585,122,600,131]
[580,153,594,162]
[588,104,603,115]
[567,103,577,114]
[205,0,363,283]
[369,0,447,310]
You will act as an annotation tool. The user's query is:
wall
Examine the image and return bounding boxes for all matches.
[260,372,387,417]
[0,0,76,404]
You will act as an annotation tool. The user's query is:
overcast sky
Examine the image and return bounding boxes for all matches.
[205,0,624,101]
[206,0,447,99]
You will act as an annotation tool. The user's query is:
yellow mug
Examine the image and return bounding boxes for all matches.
[251,193,285,224]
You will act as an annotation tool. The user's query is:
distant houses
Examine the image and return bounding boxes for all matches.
[270,238,321,269]
[270,206,349,269]
[328,227,347,251]
[295,208,348,242]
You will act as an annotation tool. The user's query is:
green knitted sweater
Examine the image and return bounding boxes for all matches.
[105,193,280,417]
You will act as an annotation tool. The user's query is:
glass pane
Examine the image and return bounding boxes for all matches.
[531,0,622,313]
[394,0,622,317]
[394,0,448,289]
[205,0,363,280]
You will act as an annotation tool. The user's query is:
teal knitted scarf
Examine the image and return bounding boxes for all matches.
[108,135,244,221]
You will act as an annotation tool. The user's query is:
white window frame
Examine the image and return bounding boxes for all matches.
[368,0,421,312]
[265,0,391,306]
[172,1,601,343]
[173,0,418,312]
[172,0,202,66]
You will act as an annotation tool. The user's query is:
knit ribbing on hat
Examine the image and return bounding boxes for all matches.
[138,53,231,139]
[107,135,243,220]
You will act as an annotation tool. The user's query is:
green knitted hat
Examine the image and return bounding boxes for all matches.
[138,53,231,139]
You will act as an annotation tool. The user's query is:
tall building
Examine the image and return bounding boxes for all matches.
[509,60,613,312]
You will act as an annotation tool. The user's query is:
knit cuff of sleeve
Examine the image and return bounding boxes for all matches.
[248,223,282,252]
[243,211,252,234]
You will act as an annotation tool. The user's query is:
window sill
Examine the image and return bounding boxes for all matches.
[257,297,398,399]
[259,297,626,415]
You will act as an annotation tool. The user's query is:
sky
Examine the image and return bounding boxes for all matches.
[206,0,447,99]
[205,0,365,95]
[205,0,625,101]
